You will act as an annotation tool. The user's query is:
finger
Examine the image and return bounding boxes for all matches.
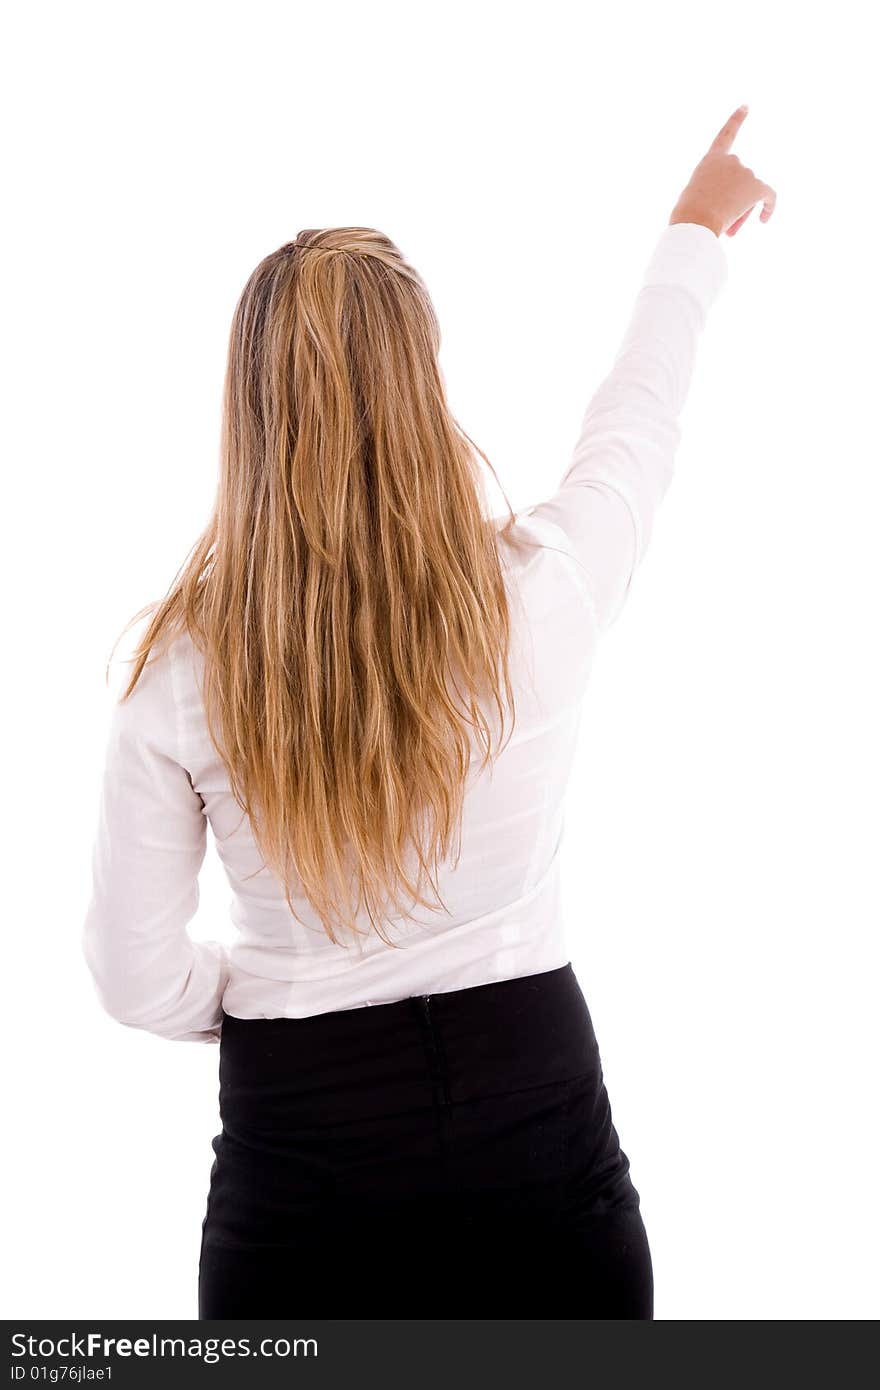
[726,207,753,237]
[710,104,749,155]
[757,182,777,221]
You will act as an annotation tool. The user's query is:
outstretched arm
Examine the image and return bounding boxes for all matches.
[526,104,775,632]
[525,219,728,631]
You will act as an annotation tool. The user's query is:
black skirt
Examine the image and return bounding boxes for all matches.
[197,961,653,1318]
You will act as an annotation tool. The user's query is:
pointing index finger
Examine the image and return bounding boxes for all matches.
[710,104,749,154]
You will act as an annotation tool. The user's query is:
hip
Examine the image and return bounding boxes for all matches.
[207,962,640,1216]
[200,962,649,1316]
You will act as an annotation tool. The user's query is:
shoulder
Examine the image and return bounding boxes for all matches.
[106,624,194,758]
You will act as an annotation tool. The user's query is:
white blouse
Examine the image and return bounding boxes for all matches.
[81,220,728,1043]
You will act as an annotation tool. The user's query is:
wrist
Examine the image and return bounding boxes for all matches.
[668,206,723,237]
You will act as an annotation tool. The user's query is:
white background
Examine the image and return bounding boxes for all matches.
[3,0,877,1321]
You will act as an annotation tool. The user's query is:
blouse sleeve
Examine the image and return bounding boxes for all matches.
[81,641,230,1044]
[523,221,729,632]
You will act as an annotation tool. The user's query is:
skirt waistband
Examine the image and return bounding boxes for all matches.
[215,962,602,1127]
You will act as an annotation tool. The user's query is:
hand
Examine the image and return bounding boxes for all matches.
[669,105,777,238]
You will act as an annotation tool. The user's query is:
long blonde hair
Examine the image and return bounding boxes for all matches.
[114,226,528,946]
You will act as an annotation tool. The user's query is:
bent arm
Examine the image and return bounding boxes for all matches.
[81,648,230,1044]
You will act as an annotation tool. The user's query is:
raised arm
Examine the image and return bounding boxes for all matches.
[526,105,776,633]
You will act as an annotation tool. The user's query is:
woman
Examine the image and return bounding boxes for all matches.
[81,105,775,1319]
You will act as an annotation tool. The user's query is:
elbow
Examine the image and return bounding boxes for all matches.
[80,926,156,1031]
[82,961,150,1031]
[83,968,217,1042]
[80,926,224,1044]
